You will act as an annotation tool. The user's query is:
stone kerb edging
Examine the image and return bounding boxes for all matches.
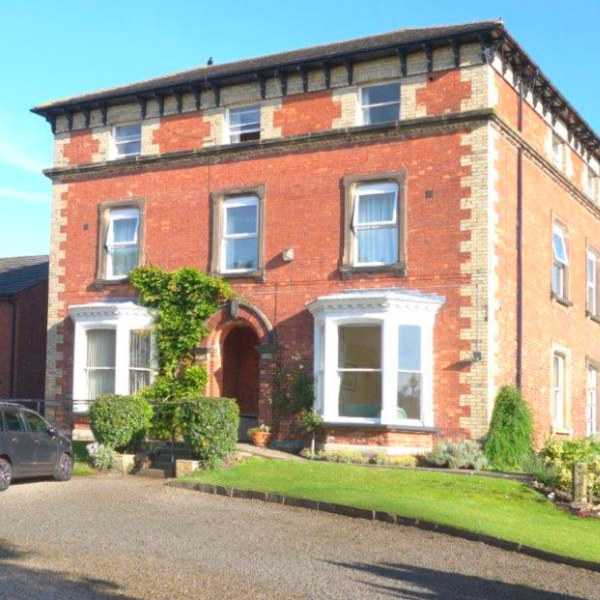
[168,480,600,574]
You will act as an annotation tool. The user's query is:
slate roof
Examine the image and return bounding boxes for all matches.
[0,255,49,297]
[32,20,500,111]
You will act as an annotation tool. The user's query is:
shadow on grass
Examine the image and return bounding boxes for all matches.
[329,560,594,600]
[0,539,141,600]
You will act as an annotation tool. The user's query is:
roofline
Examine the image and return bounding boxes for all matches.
[30,21,600,160]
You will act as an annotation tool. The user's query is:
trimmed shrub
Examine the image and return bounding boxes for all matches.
[538,437,600,498]
[179,397,240,469]
[374,453,418,468]
[89,394,153,452]
[423,439,487,470]
[485,385,533,471]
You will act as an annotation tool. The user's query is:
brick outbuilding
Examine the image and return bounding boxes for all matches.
[32,20,600,452]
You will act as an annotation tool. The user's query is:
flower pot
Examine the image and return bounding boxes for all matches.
[251,431,271,448]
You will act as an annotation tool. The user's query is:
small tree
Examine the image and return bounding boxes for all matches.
[485,385,533,471]
[298,408,322,458]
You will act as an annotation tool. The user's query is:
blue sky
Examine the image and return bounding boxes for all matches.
[1,0,599,257]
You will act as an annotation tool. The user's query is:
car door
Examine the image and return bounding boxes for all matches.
[22,410,57,475]
[3,409,34,476]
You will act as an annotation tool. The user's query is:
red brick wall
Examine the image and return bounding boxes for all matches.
[62,130,99,165]
[493,72,600,444]
[152,112,211,153]
[0,281,48,400]
[273,90,341,136]
[52,130,476,443]
[416,70,471,115]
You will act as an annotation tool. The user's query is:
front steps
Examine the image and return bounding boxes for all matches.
[135,442,192,479]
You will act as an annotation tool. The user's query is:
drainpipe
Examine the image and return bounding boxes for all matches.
[516,80,524,389]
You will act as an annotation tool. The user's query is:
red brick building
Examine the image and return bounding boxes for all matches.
[33,20,600,452]
[0,256,49,401]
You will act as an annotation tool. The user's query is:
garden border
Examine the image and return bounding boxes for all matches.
[168,480,600,573]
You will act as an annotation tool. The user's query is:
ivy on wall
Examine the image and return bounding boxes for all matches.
[129,266,234,439]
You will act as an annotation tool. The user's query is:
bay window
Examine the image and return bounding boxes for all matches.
[70,302,155,412]
[309,290,443,427]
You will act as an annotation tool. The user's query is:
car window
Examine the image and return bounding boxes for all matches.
[0,411,3,431]
[22,411,49,434]
[4,410,27,433]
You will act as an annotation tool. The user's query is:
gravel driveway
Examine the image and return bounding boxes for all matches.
[0,475,599,600]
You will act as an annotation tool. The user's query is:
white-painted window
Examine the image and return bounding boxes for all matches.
[112,123,142,158]
[221,196,259,272]
[587,365,598,437]
[129,330,153,394]
[227,104,261,143]
[85,329,116,400]
[587,168,597,200]
[309,290,442,427]
[587,250,598,315]
[337,324,383,419]
[552,223,568,298]
[353,182,398,266]
[551,134,563,169]
[552,351,566,429]
[359,83,400,125]
[106,208,140,279]
[70,302,155,411]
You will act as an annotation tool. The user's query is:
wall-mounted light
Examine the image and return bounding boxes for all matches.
[282,248,295,262]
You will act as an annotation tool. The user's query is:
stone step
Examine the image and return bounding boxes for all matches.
[135,467,173,479]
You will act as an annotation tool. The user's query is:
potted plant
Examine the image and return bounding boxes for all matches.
[298,408,323,458]
[248,424,271,448]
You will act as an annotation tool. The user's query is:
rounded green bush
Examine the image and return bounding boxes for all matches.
[89,394,153,452]
[485,385,532,471]
[179,397,240,468]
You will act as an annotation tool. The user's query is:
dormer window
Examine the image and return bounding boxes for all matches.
[112,123,142,158]
[359,83,400,125]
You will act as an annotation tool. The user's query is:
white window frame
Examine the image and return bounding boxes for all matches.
[552,223,569,298]
[551,134,563,169]
[587,364,598,438]
[587,250,598,316]
[551,346,569,431]
[226,104,261,144]
[111,123,142,159]
[308,291,443,428]
[352,182,399,266]
[105,207,140,280]
[84,327,117,401]
[586,167,597,199]
[221,195,259,273]
[70,302,155,413]
[357,82,401,126]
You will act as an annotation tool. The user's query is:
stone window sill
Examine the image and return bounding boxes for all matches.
[93,278,129,288]
[322,421,436,434]
[551,426,573,436]
[215,269,265,283]
[551,292,573,308]
[586,311,600,325]
[340,263,406,280]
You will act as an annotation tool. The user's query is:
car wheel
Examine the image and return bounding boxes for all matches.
[0,458,12,491]
[55,453,73,482]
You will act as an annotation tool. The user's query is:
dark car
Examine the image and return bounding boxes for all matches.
[0,402,73,491]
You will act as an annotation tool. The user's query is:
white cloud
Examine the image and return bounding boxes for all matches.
[0,138,45,173]
[0,186,48,202]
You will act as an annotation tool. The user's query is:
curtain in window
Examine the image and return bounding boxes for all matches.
[86,330,116,399]
[397,325,422,420]
[355,192,398,264]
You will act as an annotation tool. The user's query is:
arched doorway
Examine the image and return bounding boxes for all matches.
[221,325,260,440]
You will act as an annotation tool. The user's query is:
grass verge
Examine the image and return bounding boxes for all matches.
[72,441,97,477]
[183,458,600,564]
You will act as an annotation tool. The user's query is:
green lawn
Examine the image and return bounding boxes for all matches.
[183,459,600,563]
[72,441,97,477]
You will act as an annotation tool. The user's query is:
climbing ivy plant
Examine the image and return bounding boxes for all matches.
[129,266,234,439]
